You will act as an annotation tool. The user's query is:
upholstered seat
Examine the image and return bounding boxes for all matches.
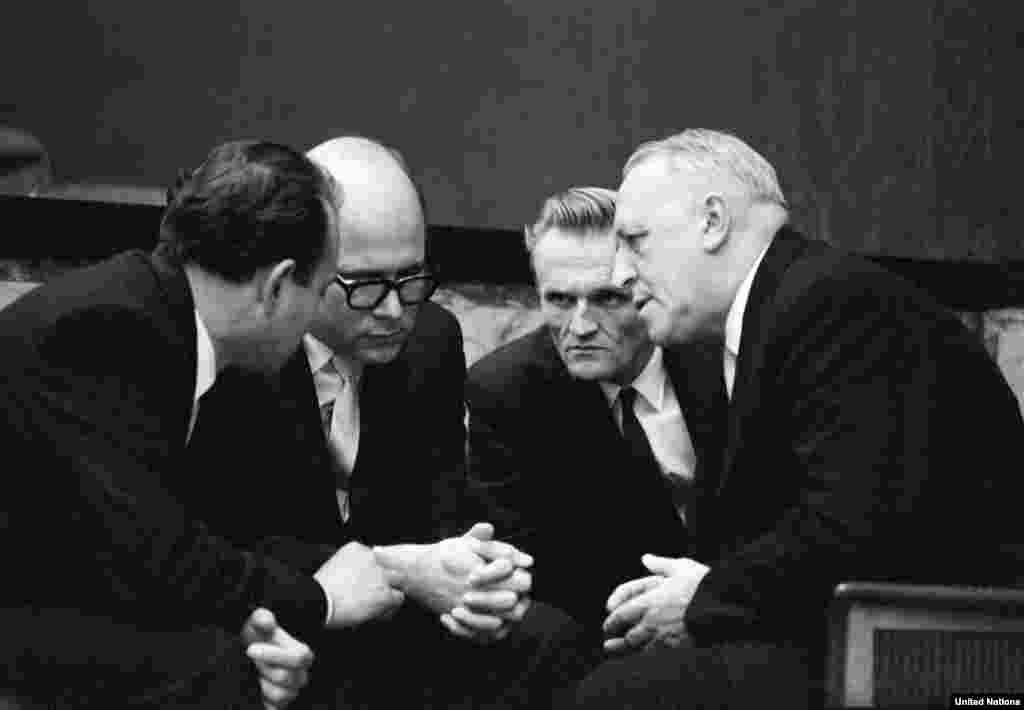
[827,582,1024,707]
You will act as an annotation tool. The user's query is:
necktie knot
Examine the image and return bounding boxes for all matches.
[620,386,642,421]
[320,399,335,437]
[619,384,694,525]
[322,357,343,382]
[619,386,645,442]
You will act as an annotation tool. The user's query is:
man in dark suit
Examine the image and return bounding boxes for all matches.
[182,136,592,709]
[465,187,725,639]
[0,140,410,709]
[568,128,1024,708]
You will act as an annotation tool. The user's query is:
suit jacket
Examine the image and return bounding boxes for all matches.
[0,250,326,641]
[179,300,468,574]
[465,326,727,630]
[684,226,1024,650]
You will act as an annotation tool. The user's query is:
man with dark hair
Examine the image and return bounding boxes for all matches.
[464,187,724,639]
[0,140,407,709]
[160,140,336,286]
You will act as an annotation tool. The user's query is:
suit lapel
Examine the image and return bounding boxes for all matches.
[720,228,809,491]
[351,355,404,481]
[530,330,626,484]
[276,349,336,488]
[663,344,728,537]
[146,248,199,449]
[533,331,687,544]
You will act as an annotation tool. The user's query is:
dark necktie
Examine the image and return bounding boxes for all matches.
[320,398,335,442]
[619,386,695,523]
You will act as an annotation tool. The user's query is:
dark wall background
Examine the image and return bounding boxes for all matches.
[1,1,1012,259]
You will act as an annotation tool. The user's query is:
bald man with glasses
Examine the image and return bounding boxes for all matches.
[180,136,592,709]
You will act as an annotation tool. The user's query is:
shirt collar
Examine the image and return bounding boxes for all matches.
[599,346,667,410]
[303,333,363,382]
[193,310,217,403]
[724,242,772,360]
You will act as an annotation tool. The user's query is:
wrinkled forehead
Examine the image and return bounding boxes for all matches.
[617,155,699,227]
[534,231,622,294]
[336,213,426,275]
[315,148,426,275]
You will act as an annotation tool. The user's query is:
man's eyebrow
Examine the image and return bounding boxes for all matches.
[590,286,630,298]
[616,226,647,239]
[339,262,426,279]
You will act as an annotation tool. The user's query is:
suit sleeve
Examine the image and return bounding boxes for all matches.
[685,276,947,640]
[244,538,337,577]
[178,359,342,576]
[464,373,541,551]
[426,312,469,539]
[3,306,328,642]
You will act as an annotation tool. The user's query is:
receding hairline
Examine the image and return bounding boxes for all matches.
[307,135,402,169]
[525,185,617,255]
[307,137,423,230]
[622,130,788,209]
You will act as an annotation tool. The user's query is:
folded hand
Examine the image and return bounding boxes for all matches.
[441,523,534,644]
[314,541,405,628]
[602,554,709,653]
[241,608,315,710]
[374,522,532,617]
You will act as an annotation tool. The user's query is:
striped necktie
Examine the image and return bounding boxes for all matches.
[319,359,353,522]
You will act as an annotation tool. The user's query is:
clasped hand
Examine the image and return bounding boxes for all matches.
[602,554,710,653]
[374,522,534,643]
[314,541,406,628]
[242,608,315,710]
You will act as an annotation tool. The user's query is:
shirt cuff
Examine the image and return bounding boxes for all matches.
[316,578,333,626]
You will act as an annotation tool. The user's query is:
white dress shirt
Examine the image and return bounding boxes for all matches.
[304,333,362,522]
[723,243,772,400]
[600,346,697,522]
[187,310,217,444]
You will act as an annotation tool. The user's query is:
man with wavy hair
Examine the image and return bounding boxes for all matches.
[568,128,1023,708]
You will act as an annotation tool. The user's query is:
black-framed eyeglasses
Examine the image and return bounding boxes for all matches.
[332,272,439,310]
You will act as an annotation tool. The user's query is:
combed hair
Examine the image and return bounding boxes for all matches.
[524,186,617,254]
[159,140,339,285]
[624,128,787,208]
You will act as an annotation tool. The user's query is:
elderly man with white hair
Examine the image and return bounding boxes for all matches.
[566,128,1024,709]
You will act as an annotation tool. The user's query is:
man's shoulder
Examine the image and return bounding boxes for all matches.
[398,301,465,366]
[769,229,939,317]
[0,250,183,354]
[4,251,155,317]
[413,300,462,340]
[467,326,551,392]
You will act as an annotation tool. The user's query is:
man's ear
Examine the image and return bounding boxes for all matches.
[700,194,731,253]
[259,259,298,316]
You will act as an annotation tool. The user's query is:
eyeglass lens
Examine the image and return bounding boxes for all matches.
[349,276,435,307]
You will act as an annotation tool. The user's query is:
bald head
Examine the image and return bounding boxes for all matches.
[307,136,424,247]
[305,136,429,365]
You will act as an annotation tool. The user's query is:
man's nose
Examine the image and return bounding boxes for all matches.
[612,243,637,286]
[613,244,650,304]
[373,288,404,319]
[568,301,598,336]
